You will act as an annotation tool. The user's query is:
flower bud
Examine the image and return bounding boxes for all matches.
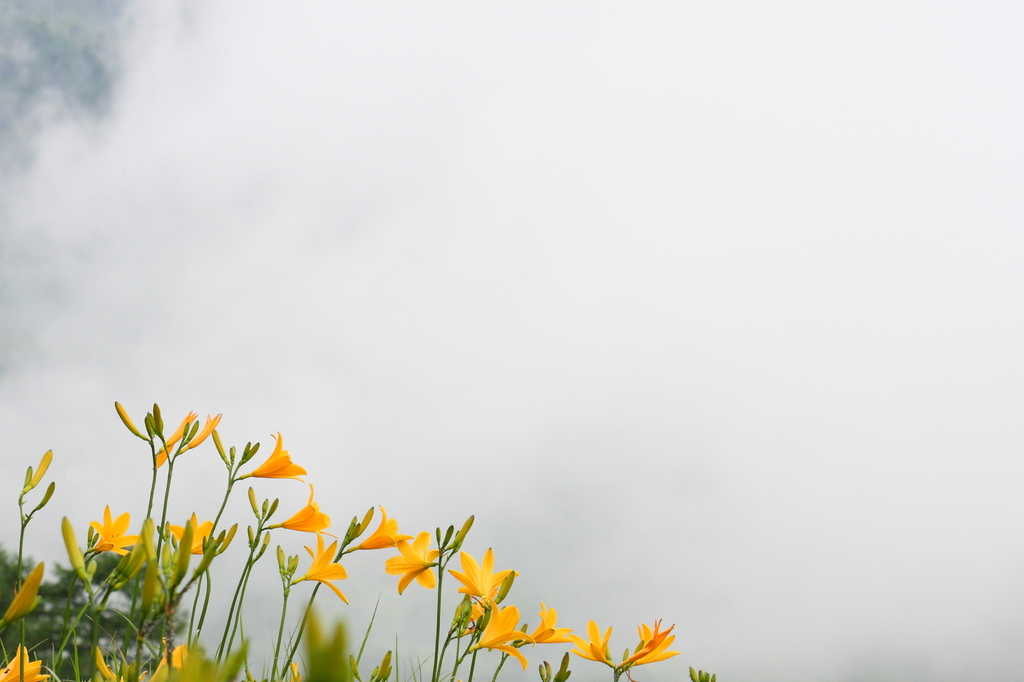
[0,562,44,629]
[32,481,56,513]
[495,571,516,604]
[115,403,149,441]
[451,515,474,552]
[62,518,88,582]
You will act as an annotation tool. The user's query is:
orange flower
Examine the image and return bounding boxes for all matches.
[384,532,439,594]
[449,549,515,599]
[181,414,221,452]
[293,532,349,603]
[169,514,215,555]
[270,485,333,535]
[0,646,48,682]
[621,620,679,667]
[239,433,306,480]
[89,507,138,556]
[529,603,573,644]
[355,507,411,551]
[153,644,188,677]
[156,412,198,467]
[569,621,615,667]
[468,603,534,669]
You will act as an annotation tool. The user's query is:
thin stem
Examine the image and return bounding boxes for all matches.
[272,589,291,682]
[465,650,479,682]
[431,554,447,682]
[489,653,509,682]
[216,541,258,662]
[280,584,320,675]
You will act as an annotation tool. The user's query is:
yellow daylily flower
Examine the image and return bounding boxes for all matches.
[152,644,187,679]
[156,411,198,467]
[0,562,44,627]
[169,514,215,555]
[89,506,138,556]
[449,548,516,599]
[468,602,534,670]
[529,602,573,644]
[0,647,48,682]
[384,531,439,594]
[270,485,333,535]
[181,414,221,452]
[569,621,615,667]
[288,662,301,682]
[239,433,306,480]
[293,532,349,603]
[621,620,679,667]
[93,647,118,681]
[355,507,411,551]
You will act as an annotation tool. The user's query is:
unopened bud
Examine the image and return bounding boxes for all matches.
[451,515,474,552]
[495,571,516,604]
[115,403,149,441]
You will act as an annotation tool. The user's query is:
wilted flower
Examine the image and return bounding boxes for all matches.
[621,620,679,667]
[384,532,439,594]
[89,507,138,556]
[156,412,198,467]
[182,414,221,452]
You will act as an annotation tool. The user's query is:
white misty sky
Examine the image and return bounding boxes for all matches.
[1,2,1023,681]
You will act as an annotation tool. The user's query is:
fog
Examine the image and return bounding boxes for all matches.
[1,2,1023,680]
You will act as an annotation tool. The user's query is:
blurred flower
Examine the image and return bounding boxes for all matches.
[293,532,349,603]
[239,433,306,480]
[529,603,573,644]
[621,620,679,667]
[156,411,198,467]
[153,644,188,677]
[449,548,515,599]
[181,414,221,452]
[0,647,48,682]
[468,602,534,669]
[384,531,439,594]
[569,621,615,667]
[271,485,332,534]
[0,562,44,628]
[89,507,138,556]
[355,507,411,551]
[169,514,215,555]
[93,648,117,682]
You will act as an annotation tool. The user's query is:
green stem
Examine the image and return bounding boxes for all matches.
[272,589,291,682]
[431,554,448,682]
[194,570,213,644]
[280,583,321,676]
[216,540,258,662]
[124,440,161,658]
[465,650,479,682]
[489,653,509,682]
[224,556,256,659]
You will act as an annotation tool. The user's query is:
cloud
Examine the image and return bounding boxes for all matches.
[2,2,1024,679]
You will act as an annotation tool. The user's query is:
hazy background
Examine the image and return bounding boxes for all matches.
[2,2,1023,680]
